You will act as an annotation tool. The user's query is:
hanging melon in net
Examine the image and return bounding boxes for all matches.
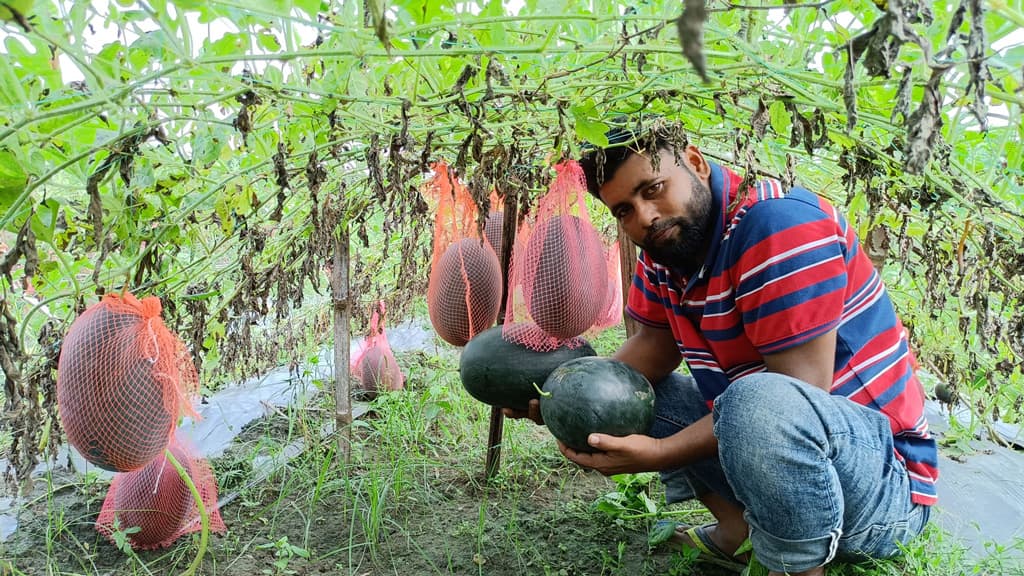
[428,237,503,346]
[56,293,197,472]
[351,301,405,399]
[424,162,503,346]
[523,213,608,340]
[483,210,506,263]
[96,436,225,550]
[503,161,611,350]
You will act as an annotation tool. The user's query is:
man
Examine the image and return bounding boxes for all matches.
[506,124,937,575]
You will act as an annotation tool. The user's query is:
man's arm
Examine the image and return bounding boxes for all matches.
[761,328,837,393]
[613,323,683,384]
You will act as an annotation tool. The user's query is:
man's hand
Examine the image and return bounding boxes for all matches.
[558,433,661,476]
[501,399,543,425]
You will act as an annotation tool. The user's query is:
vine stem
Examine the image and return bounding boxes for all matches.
[163,448,209,576]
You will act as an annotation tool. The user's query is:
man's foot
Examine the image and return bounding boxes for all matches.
[670,523,751,571]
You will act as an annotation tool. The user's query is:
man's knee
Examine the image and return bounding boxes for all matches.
[713,373,827,448]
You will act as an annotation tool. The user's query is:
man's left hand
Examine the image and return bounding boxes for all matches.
[558,433,661,476]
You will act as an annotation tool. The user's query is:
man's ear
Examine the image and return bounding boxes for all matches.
[683,145,710,181]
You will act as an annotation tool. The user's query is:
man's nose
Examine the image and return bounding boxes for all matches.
[638,202,659,229]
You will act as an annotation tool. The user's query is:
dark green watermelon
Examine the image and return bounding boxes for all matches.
[539,357,655,453]
[459,324,596,410]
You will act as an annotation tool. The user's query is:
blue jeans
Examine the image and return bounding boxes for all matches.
[649,372,931,573]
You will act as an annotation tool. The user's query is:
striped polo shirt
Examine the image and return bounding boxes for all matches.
[626,163,938,505]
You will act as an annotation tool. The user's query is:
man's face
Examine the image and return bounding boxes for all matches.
[597,147,713,268]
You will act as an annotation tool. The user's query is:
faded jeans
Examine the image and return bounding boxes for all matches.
[649,372,931,573]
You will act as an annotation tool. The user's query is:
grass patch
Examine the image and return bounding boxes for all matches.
[1,347,1020,575]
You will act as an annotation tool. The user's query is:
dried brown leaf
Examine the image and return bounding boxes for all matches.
[676,0,708,83]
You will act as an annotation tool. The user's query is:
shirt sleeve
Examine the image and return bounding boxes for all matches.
[729,196,848,354]
[624,251,671,329]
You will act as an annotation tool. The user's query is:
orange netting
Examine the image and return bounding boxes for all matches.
[502,161,613,350]
[96,435,225,550]
[351,301,405,399]
[56,292,198,472]
[595,240,624,328]
[483,210,506,264]
[425,162,503,346]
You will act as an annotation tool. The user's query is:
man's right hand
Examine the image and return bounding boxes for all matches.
[501,399,544,425]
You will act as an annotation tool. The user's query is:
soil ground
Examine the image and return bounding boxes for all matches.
[2,403,723,576]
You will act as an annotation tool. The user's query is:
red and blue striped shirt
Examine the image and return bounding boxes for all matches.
[626,163,938,505]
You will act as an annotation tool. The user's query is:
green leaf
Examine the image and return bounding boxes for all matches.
[257,31,281,52]
[647,520,677,547]
[191,130,226,168]
[0,148,28,213]
[251,0,292,16]
[294,0,319,18]
[571,102,609,147]
[93,42,124,81]
[0,0,34,22]
[204,32,248,58]
[30,198,59,244]
[768,100,789,137]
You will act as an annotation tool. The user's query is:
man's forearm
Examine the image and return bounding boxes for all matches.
[655,413,719,469]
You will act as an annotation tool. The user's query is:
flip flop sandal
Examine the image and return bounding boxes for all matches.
[676,523,749,572]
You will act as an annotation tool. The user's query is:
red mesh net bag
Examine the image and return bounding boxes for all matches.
[483,210,506,264]
[502,161,610,350]
[425,162,503,346]
[57,292,198,472]
[96,435,225,550]
[594,240,624,329]
[351,301,405,399]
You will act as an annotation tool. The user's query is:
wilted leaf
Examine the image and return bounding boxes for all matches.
[904,68,949,174]
[843,46,858,132]
[676,0,707,82]
[966,0,991,130]
[891,66,912,124]
[751,98,769,140]
[713,93,726,118]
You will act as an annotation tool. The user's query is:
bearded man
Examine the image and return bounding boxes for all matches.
[506,125,938,575]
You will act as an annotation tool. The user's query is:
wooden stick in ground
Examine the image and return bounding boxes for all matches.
[333,214,353,461]
[618,224,639,339]
[485,187,519,480]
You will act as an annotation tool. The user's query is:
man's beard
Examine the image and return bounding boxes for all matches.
[640,179,713,268]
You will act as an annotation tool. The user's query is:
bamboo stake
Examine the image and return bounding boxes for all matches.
[617,225,639,339]
[485,187,519,480]
[332,212,353,461]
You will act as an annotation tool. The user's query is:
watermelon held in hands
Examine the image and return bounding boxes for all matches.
[539,357,655,453]
[459,324,596,410]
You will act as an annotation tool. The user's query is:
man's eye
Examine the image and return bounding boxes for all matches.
[645,182,663,197]
[614,206,632,219]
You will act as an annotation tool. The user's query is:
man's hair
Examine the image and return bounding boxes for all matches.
[578,119,688,201]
